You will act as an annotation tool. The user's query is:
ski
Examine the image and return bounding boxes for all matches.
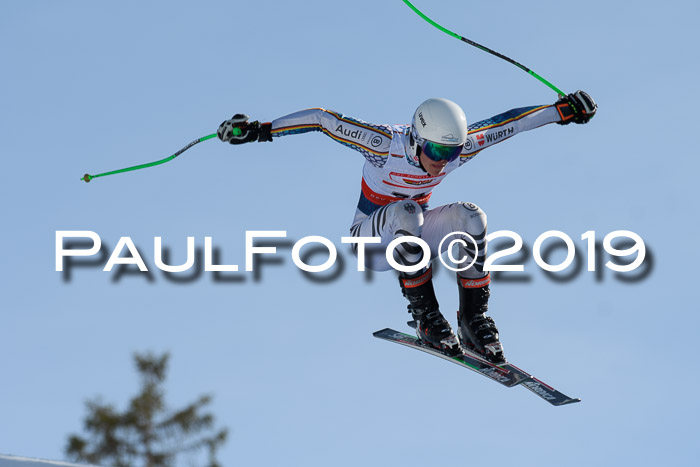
[373,328,580,406]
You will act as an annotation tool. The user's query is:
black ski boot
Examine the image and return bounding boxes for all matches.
[399,267,460,356]
[457,275,505,363]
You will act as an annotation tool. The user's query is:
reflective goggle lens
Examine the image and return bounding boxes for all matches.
[422,140,463,162]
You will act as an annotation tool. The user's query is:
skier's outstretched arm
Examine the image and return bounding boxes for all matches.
[217,108,393,167]
[459,90,597,165]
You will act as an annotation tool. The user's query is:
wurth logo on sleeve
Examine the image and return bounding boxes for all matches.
[474,126,515,147]
[484,126,515,144]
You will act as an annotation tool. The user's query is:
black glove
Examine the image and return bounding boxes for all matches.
[217,114,273,144]
[555,91,597,125]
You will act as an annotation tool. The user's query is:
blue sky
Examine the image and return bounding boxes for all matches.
[2,1,699,465]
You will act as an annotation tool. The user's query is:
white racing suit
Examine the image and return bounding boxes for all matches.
[270,104,564,280]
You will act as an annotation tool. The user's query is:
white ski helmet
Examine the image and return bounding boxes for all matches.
[409,98,468,163]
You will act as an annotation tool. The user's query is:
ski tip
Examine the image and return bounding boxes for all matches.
[556,397,582,406]
[372,328,392,338]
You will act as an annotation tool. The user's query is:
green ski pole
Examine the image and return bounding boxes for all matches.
[81,133,218,183]
[401,0,565,98]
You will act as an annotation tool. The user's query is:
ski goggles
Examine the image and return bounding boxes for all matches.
[412,127,463,163]
[421,140,464,163]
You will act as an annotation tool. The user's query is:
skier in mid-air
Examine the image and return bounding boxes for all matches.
[216,92,596,363]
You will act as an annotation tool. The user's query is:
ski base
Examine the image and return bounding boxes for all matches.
[373,328,580,407]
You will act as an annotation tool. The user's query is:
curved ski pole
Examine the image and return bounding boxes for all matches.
[81,133,217,183]
[401,0,565,98]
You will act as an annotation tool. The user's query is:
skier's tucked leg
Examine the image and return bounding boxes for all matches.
[422,202,505,363]
[350,200,460,355]
[457,275,504,363]
[399,267,460,356]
